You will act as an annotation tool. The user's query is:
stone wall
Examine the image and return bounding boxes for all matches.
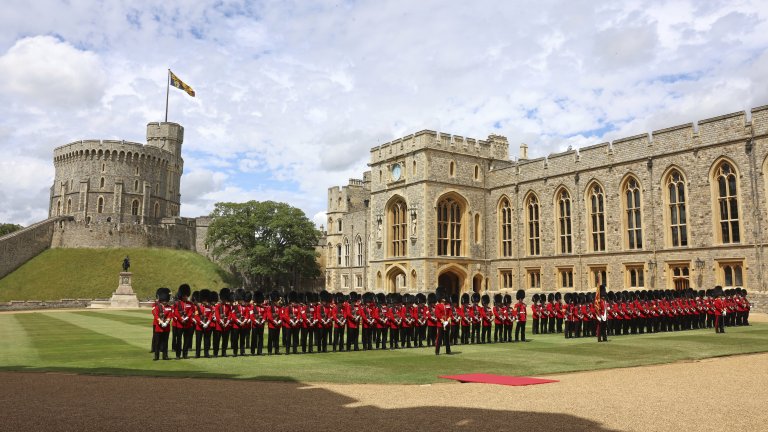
[0,217,64,279]
[51,218,198,250]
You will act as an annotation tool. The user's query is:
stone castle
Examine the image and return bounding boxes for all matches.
[0,122,212,279]
[324,106,768,297]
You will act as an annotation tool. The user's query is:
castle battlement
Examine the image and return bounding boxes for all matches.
[53,139,175,167]
[488,107,766,187]
[370,129,509,164]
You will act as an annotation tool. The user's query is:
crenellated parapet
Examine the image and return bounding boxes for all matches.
[370,130,509,165]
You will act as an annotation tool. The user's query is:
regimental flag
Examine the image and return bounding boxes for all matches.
[169,70,195,97]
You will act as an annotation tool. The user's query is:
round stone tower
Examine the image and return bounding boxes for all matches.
[50,122,184,225]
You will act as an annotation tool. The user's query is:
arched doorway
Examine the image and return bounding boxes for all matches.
[473,274,483,293]
[387,267,406,293]
[438,270,463,298]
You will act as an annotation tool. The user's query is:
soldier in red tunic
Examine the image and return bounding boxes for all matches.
[434,287,452,355]
[213,288,231,357]
[513,289,527,342]
[250,290,265,356]
[194,289,214,358]
[152,287,173,360]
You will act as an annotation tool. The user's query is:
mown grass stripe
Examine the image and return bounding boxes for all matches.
[0,314,39,364]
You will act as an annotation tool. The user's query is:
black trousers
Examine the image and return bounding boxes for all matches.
[715,315,725,333]
[172,326,182,353]
[460,325,470,344]
[195,329,212,357]
[213,329,229,356]
[548,317,556,333]
[481,325,491,343]
[435,325,451,354]
[515,321,526,342]
[450,326,458,346]
[154,331,170,359]
[267,327,280,354]
[377,327,388,349]
[494,324,503,342]
[470,324,480,343]
[251,327,264,355]
[333,327,345,351]
[151,327,158,353]
[556,318,563,333]
[389,327,399,349]
[596,320,608,341]
[400,327,412,348]
[347,327,360,351]
[229,328,241,356]
[427,326,436,346]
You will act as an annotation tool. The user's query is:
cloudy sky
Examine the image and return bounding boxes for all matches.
[1,0,767,227]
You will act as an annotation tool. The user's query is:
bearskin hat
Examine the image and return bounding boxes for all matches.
[253,290,264,304]
[157,287,171,303]
[461,293,470,305]
[555,292,562,301]
[219,288,231,303]
[245,291,253,303]
[547,293,554,302]
[516,289,526,301]
[503,294,512,305]
[451,293,459,305]
[268,290,280,302]
[532,293,539,303]
[233,288,245,302]
[209,291,219,303]
[403,293,414,305]
[416,293,426,304]
[427,292,437,304]
[375,292,386,305]
[494,293,503,304]
[349,291,359,302]
[564,292,572,303]
[199,289,211,303]
[435,286,447,302]
[471,292,481,303]
[481,294,490,305]
[190,291,200,303]
[178,283,191,298]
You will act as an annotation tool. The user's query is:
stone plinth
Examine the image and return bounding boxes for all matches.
[90,272,139,309]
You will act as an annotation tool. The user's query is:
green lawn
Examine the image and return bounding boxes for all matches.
[0,248,237,301]
[1,310,766,384]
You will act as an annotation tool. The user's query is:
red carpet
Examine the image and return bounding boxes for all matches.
[438,373,559,386]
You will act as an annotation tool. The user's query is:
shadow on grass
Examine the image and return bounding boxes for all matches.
[0,370,621,432]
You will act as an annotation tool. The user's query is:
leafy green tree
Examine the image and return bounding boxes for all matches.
[0,223,23,237]
[206,201,321,290]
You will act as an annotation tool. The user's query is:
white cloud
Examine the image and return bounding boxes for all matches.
[0,36,106,108]
[0,0,766,228]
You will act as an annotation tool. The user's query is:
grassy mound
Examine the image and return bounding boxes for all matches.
[0,248,236,301]
[1,310,767,384]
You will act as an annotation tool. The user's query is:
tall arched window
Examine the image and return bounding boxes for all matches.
[344,237,350,266]
[154,202,160,218]
[499,197,513,257]
[56,200,61,216]
[336,244,342,266]
[556,189,572,254]
[437,195,463,256]
[449,161,455,177]
[588,183,606,251]
[713,161,740,243]
[131,199,139,216]
[389,198,407,257]
[338,219,343,232]
[666,169,688,247]
[356,236,363,266]
[66,199,72,214]
[623,176,643,250]
[100,177,105,188]
[98,197,105,214]
[526,194,540,256]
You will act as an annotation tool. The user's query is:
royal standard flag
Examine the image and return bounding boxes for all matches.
[170,70,195,97]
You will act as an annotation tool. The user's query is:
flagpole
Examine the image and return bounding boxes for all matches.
[164,68,170,122]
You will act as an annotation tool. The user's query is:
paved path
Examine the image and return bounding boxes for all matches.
[1,351,766,432]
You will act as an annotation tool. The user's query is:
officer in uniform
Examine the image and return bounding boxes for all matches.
[434,287,452,355]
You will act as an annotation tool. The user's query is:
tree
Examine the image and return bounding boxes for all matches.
[0,223,23,237]
[206,201,321,290]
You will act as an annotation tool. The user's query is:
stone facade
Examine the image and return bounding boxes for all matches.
[325,106,768,296]
[0,217,64,279]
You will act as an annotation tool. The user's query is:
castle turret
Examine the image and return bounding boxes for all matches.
[146,122,184,157]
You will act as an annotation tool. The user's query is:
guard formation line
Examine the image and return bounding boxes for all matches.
[150,284,750,360]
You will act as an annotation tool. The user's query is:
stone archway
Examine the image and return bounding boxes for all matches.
[473,274,483,293]
[438,270,464,298]
[387,267,406,293]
